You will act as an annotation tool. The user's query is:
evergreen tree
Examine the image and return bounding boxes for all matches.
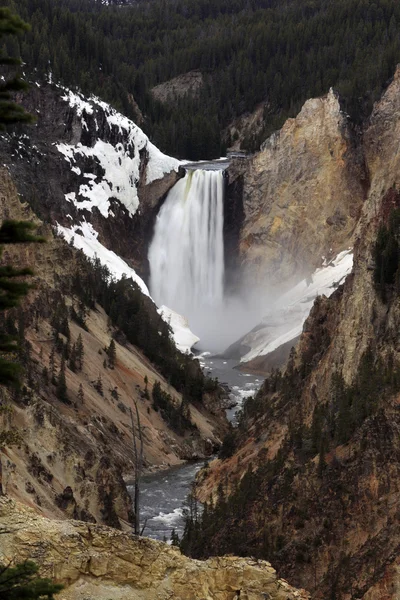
[170,528,180,546]
[49,346,56,385]
[94,373,103,396]
[143,375,149,399]
[68,342,77,373]
[42,366,48,385]
[3,0,400,157]
[0,560,63,599]
[77,383,84,403]
[0,15,62,596]
[107,339,116,369]
[317,435,328,478]
[0,8,33,129]
[0,221,44,385]
[56,356,68,403]
[75,333,84,371]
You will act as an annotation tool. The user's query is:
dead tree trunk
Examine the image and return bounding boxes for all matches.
[0,451,3,496]
[130,399,144,535]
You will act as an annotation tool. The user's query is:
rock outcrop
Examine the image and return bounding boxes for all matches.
[0,498,309,600]
[227,88,366,290]
[151,70,204,103]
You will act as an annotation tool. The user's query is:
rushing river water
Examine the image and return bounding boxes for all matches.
[128,357,262,541]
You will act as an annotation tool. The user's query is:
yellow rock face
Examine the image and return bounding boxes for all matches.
[0,498,309,600]
[238,88,366,288]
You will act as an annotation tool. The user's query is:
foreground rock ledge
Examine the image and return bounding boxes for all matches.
[0,499,309,600]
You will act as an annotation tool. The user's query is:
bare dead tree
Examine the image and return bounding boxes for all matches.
[130,398,144,535]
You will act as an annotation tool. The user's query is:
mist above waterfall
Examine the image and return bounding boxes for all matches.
[148,168,263,353]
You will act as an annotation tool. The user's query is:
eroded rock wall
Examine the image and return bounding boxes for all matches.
[197,67,400,599]
[0,498,309,600]
[228,89,367,290]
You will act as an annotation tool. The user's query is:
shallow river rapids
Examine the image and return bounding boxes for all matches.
[128,357,261,541]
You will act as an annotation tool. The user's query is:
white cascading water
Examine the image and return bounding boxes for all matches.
[148,169,225,346]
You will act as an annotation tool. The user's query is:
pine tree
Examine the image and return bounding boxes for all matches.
[49,345,56,385]
[171,528,180,546]
[76,333,84,371]
[56,356,68,403]
[0,8,34,129]
[0,221,44,385]
[77,383,84,403]
[0,12,42,501]
[144,375,149,399]
[317,435,328,477]
[69,342,77,373]
[107,339,117,369]
[0,559,63,599]
[0,403,20,495]
[94,373,103,396]
[42,365,48,385]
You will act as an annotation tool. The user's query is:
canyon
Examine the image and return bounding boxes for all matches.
[193,66,400,599]
[3,65,400,600]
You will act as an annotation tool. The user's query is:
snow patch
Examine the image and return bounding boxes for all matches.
[57,221,149,296]
[65,192,76,203]
[241,249,353,362]
[57,224,199,354]
[61,90,93,117]
[57,88,180,219]
[158,305,200,354]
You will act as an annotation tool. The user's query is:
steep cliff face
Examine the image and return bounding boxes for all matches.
[0,167,227,527]
[227,88,366,290]
[0,498,310,600]
[195,68,400,599]
[0,83,180,281]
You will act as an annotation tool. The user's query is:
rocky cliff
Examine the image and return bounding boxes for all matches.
[0,166,227,527]
[0,498,309,600]
[0,82,180,282]
[194,67,400,599]
[227,88,366,291]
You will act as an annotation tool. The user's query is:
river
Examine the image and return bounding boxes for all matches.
[128,356,262,541]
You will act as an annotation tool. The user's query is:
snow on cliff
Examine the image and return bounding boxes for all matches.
[58,221,150,296]
[157,306,200,354]
[56,89,180,218]
[55,89,198,354]
[241,249,353,363]
[57,222,199,354]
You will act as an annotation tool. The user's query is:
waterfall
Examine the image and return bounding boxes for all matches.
[148,169,225,331]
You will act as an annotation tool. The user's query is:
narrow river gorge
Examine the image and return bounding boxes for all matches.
[129,356,261,541]
[130,161,263,541]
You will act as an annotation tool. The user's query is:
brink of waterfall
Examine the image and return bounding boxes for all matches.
[149,169,225,350]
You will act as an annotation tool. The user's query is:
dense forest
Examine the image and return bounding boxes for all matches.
[2,0,400,158]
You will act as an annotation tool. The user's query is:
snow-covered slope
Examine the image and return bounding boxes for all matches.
[57,90,180,219]
[58,221,150,295]
[58,224,199,353]
[157,306,200,354]
[52,88,199,354]
[240,249,353,363]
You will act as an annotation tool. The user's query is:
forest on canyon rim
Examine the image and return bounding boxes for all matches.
[2,0,400,158]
